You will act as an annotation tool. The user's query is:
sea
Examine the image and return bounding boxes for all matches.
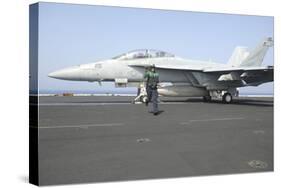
[35,89,273,97]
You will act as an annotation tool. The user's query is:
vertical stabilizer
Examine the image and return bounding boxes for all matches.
[239,37,273,67]
[227,46,249,67]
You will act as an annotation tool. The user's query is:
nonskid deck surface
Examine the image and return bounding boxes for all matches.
[35,96,273,185]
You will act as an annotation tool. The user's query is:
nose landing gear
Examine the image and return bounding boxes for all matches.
[132,83,148,104]
[140,95,148,103]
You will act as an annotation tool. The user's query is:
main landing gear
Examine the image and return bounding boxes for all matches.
[222,92,232,103]
[204,88,238,104]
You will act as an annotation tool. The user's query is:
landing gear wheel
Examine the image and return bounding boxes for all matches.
[203,95,211,102]
[140,96,148,103]
[222,93,232,103]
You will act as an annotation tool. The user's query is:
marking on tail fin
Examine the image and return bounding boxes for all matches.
[227,37,273,68]
[240,37,273,67]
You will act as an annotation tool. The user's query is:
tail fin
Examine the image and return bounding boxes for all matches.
[227,46,249,67]
[227,37,273,67]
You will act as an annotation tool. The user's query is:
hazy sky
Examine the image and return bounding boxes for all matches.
[37,2,274,94]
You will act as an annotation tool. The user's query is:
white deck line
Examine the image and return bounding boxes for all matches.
[180,117,245,125]
[31,123,125,129]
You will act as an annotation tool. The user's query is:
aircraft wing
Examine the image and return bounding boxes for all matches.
[129,63,273,74]
[203,66,273,73]
[129,63,273,86]
[128,63,203,71]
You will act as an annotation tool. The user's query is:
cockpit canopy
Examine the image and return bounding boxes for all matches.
[113,49,175,60]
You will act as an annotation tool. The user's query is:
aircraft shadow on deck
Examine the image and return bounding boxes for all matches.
[67,98,273,107]
[71,100,132,104]
[160,98,273,107]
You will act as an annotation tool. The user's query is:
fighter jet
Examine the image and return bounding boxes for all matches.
[48,37,273,103]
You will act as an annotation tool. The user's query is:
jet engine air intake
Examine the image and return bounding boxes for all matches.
[115,78,128,87]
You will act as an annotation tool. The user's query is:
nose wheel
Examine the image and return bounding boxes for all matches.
[140,95,148,103]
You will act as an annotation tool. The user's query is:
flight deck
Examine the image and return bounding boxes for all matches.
[35,96,273,185]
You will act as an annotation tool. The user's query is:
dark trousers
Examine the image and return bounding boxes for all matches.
[151,89,158,113]
[147,87,158,113]
[146,86,152,103]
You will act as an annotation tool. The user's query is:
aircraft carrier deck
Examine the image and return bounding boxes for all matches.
[35,96,273,185]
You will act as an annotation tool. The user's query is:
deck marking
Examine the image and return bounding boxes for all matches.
[37,103,132,106]
[180,117,245,125]
[37,102,211,106]
[31,123,125,129]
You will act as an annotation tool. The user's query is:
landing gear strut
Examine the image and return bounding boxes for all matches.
[132,83,147,104]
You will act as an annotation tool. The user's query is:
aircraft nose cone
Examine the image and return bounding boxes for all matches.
[48,66,81,80]
[48,71,62,78]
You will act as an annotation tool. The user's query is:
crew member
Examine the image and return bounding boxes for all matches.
[144,65,159,115]
[144,66,152,106]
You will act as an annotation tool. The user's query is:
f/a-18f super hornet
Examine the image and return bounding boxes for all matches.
[49,37,273,103]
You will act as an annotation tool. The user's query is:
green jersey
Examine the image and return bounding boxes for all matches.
[144,71,159,89]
